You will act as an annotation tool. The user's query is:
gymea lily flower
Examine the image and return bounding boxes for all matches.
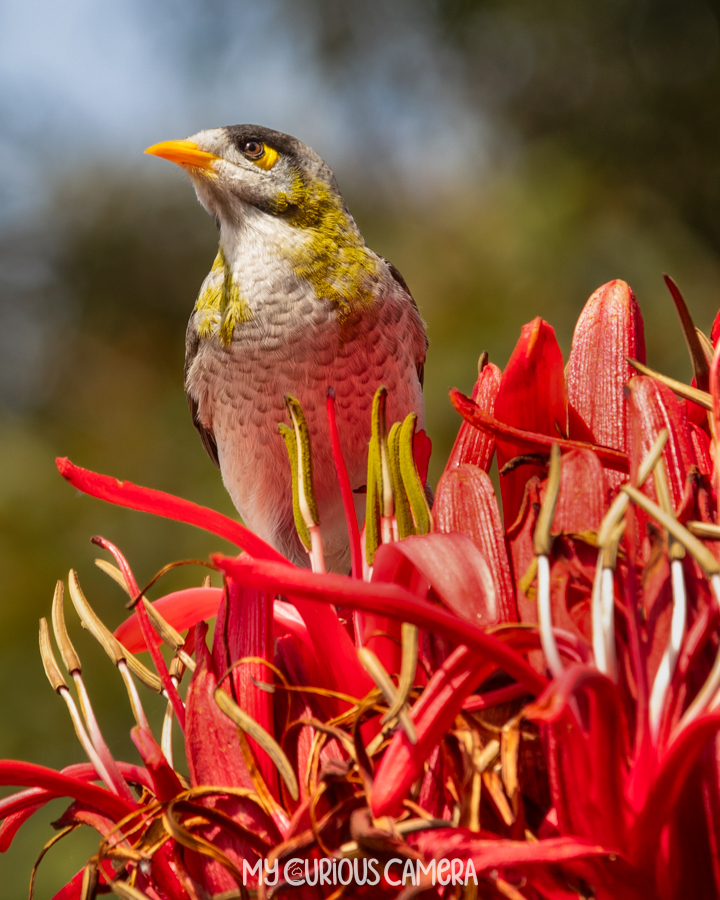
[4,278,720,899]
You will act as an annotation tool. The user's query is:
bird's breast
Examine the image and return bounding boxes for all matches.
[185,275,425,568]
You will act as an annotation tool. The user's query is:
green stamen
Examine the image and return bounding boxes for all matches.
[214,688,299,801]
[388,422,414,539]
[366,386,389,564]
[399,413,432,535]
[279,395,320,550]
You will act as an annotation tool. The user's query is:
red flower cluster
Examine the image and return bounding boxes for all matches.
[2,278,720,899]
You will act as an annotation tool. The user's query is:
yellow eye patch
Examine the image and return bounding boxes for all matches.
[252,145,279,171]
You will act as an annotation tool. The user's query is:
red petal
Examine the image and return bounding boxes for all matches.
[148,844,191,900]
[130,726,183,802]
[372,647,493,816]
[463,682,533,711]
[526,665,630,850]
[114,590,311,660]
[687,379,709,426]
[415,829,619,870]
[51,871,84,900]
[185,624,281,892]
[450,391,628,472]
[0,761,151,851]
[552,449,608,534]
[566,280,645,491]
[631,713,720,872]
[375,525,512,629]
[50,862,116,900]
[662,739,720,899]
[0,763,150,850]
[414,831,641,899]
[367,532,495,680]
[53,801,116,839]
[494,317,568,525]
[700,739,720,895]
[115,587,223,650]
[627,376,698,512]
[123,566,186,730]
[446,362,501,472]
[567,401,598,444]
[640,552,673,690]
[185,623,253,791]
[213,555,548,696]
[712,309,720,347]
[56,457,287,563]
[212,580,276,793]
[434,464,517,621]
[0,804,45,851]
[413,428,433,486]
[0,761,135,822]
[506,477,543,639]
[220,564,373,701]
[690,422,713,476]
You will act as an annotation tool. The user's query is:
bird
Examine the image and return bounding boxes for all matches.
[145,125,427,573]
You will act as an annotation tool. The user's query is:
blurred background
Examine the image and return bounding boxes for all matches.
[2,0,720,892]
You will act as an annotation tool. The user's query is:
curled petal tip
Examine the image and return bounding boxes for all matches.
[56,456,71,477]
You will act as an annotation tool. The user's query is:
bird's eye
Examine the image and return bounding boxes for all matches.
[242,141,265,159]
[241,141,280,171]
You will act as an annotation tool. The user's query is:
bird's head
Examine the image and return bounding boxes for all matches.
[146,125,378,321]
[145,124,353,233]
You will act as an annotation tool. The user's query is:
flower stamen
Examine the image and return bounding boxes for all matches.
[533,444,563,677]
[398,412,433,535]
[39,619,119,796]
[592,429,668,680]
[366,386,393,562]
[51,581,135,803]
[382,622,419,726]
[358,646,417,743]
[648,458,687,738]
[627,356,712,409]
[280,394,325,572]
[213,687,299,801]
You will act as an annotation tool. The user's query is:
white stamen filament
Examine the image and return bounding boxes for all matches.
[649,559,687,739]
[161,697,175,768]
[117,660,150,732]
[601,566,618,683]
[537,554,564,677]
[380,515,394,545]
[59,687,117,790]
[309,524,326,574]
[591,549,606,673]
[674,574,720,738]
[72,672,135,802]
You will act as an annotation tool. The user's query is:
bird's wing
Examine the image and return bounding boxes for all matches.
[185,326,220,469]
[380,256,427,390]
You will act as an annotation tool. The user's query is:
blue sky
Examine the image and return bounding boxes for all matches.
[0,0,486,223]
[0,1,323,216]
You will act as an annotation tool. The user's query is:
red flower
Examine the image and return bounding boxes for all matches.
[4,278,720,899]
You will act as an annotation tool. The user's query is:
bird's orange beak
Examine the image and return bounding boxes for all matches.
[144,140,219,171]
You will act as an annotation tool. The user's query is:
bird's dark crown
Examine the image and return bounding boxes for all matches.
[223,124,337,189]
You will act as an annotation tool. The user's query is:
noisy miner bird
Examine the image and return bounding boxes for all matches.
[145,125,427,573]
